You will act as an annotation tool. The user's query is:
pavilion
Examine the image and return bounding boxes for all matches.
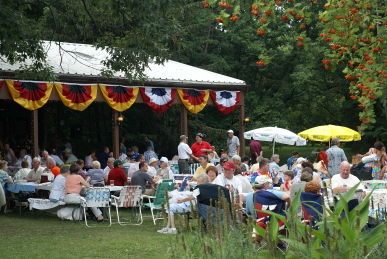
[0,41,250,157]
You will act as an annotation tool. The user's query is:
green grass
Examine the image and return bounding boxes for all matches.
[0,208,178,259]
[245,143,358,164]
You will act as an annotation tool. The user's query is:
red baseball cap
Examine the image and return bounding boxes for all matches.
[223,161,236,170]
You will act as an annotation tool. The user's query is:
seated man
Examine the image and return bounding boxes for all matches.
[128,154,145,178]
[287,151,299,170]
[103,157,115,182]
[251,158,279,186]
[108,159,128,186]
[24,157,44,182]
[63,148,77,164]
[213,161,243,208]
[44,157,60,178]
[331,161,364,196]
[50,149,64,166]
[131,162,159,196]
[246,175,291,219]
[192,155,214,181]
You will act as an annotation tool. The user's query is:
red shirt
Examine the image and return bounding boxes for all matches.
[51,166,60,178]
[191,141,213,157]
[107,167,127,186]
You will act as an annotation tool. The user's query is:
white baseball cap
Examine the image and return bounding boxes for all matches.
[159,157,168,163]
[227,130,234,133]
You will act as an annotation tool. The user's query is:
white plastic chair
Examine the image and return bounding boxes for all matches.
[81,187,112,227]
[111,185,143,225]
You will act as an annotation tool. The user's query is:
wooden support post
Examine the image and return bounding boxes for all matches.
[112,109,119,159]
[32,110,39,157]
[42,106,48,148]
[180,105,188,136]
[239,91,245,156]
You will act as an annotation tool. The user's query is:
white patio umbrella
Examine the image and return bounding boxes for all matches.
[244,126,307,156]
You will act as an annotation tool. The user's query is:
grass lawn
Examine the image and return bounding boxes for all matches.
[0,208,180,259]
[245,143,358,165]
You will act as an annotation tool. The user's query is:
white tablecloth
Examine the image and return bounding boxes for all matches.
[28,198,65,210]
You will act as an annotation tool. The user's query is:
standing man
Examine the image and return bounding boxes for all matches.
[144,146,158,164]
[250,138,263,162]
[226,130,240,162]
[177,135,198,174]
[287,151,299,170]
[98,147,110,169]
[144,136,154,151]
[326,138,347,176]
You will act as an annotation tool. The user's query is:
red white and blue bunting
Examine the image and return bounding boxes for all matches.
[0,79,241,114]
[210,91,240,115]
[139,87,176,114]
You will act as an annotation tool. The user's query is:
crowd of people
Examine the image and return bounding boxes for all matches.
[1,131,384,235]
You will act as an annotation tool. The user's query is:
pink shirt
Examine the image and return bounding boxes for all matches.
[65,174,84,194]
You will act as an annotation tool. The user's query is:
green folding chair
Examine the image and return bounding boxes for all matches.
[142,179,174,225]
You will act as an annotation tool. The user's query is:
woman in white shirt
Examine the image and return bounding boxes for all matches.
[49,165,70,202]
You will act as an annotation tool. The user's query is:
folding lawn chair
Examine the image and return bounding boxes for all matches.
[300,192,324,230]
[81,187,112,227]
[142,179,175,225]
[111,185,143,225]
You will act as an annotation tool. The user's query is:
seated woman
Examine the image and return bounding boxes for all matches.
[49,165,70,202]
[0,161,13,213]
[206,165,218,183]
[87,161,105,186]
[157,174,211,234]
[64,164,104,222]
[14,160,30,180]
[75,159,87,180]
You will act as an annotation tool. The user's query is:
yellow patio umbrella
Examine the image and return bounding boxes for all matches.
[298,124,361,143]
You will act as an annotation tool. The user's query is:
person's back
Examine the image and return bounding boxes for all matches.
[131,170,153,194]
[108,167,127,186]
[88,169,105,186]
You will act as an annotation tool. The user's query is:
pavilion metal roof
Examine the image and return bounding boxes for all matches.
[0,41,246,87]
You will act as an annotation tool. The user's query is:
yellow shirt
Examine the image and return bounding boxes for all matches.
[193,163,215,179]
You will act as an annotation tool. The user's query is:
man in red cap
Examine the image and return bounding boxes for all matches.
[213,161,243,208]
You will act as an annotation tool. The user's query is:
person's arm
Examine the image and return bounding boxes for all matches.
[6,177,13,184]
[260,150,263,156]
[313,174,322,184]
[151,175,160,183]
[177,194,195,203]
[280,183,285,192]
[80,178,90,188]
[281,193,291,204]
[333,186,351,194]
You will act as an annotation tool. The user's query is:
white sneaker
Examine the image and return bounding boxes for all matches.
[157,228,169,233]
[164,229,177,234]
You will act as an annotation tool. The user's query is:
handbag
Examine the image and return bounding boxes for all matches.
[361,153,377,163]
[18,191,35,200]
